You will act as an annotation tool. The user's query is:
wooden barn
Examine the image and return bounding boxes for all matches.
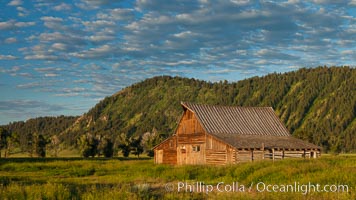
[154,102,321,165]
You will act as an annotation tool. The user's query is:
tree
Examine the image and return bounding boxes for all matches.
[5,132,19,157]
[25,133,34,157]
[130,136,143,158]
[98,137,114,158]
[78,135,91,158]
[49,135,61,157]
[116,133,131,157]
[141,130,162,157]
[34,133,47,157]
[0,128,10,158]
[78,133,98,158]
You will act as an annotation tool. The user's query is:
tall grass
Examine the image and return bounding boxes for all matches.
[0,155,354,199]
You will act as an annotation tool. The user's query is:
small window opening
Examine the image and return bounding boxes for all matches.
[192,145,200,152]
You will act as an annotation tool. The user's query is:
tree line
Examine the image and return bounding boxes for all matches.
[0,127,47,158]
[76,131,160,158]
[0,126,162,158]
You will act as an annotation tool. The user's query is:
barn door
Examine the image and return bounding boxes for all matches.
[178,148,187,165]
[157,150,163,164]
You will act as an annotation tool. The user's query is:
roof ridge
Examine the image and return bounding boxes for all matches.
[181,101,273,109]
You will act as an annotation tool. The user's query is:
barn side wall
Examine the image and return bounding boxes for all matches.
[236,148,321,163]
[154,136,177,165]
[205,134,236,165]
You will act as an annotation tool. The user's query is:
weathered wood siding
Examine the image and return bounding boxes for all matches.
[154,136,177,165]
[176,110,205,135]
[176,109,206,165]
[205,134,235,165]
[176,110,237,165]
[236,148,321,163]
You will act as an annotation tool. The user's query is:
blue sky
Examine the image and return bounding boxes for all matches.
[0,0,355,125]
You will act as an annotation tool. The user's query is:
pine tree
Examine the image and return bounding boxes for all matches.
[34,134,47,158]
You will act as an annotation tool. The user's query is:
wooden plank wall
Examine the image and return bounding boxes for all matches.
[176,110,235,165]
[205,135,234,165]
[177,144,206,165]
[176,110,207,165]
[236,149,321,163]
[154,136,177,165]
[177,133,205,144]
[162,149,177,164]
[206,149,226,165]
[176,110,205,135]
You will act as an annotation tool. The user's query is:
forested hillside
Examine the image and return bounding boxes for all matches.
[63,66,355,153]
[1,66,355,155]
[1,116,78,156]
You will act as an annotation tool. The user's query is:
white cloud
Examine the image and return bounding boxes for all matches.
[0,21,13,30]
[16,82,42,89]
[0,66,20,73]
[14,21,36,27]
[70,44,116,59]
[341,50,354,55]
[35,67,62,73]
[88,35,115,43]
[41,16,63,22]
[7,0,22,6]
[0,55,17,60]
[82,20,116,30]
[38,32,86,46]
[5,37,17,44]
[53,3,71,11]
[16,6,30,17]
[41,16,64,29]
[173,31,199,38]
[0,20,35,30]
[0,100,66,113]
[76,0,124,10]
[44,73,59,77]
[51,43,69,51]
[97,8,135,21]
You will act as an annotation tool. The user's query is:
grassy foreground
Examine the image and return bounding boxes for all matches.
[0,155,355,200]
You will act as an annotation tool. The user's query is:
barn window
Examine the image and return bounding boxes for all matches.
[192,145,200,152]
[169,140,173,148]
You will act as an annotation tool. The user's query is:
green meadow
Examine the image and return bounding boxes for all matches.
[0,155,355,200]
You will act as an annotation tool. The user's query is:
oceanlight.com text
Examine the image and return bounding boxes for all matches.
[256,182,349,195]
[165,181,349,195]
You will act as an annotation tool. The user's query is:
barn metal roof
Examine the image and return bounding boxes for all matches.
[181,102,321,150]
[181,102,291,136]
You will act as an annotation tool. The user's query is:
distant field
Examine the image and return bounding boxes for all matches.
[2,148,81,158]
[0,155,355,200]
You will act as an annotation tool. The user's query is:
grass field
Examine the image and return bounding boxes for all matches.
[0,155,355,200]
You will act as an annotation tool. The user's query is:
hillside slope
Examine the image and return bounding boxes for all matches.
[2,116,78,154]
[61,66,355,152]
